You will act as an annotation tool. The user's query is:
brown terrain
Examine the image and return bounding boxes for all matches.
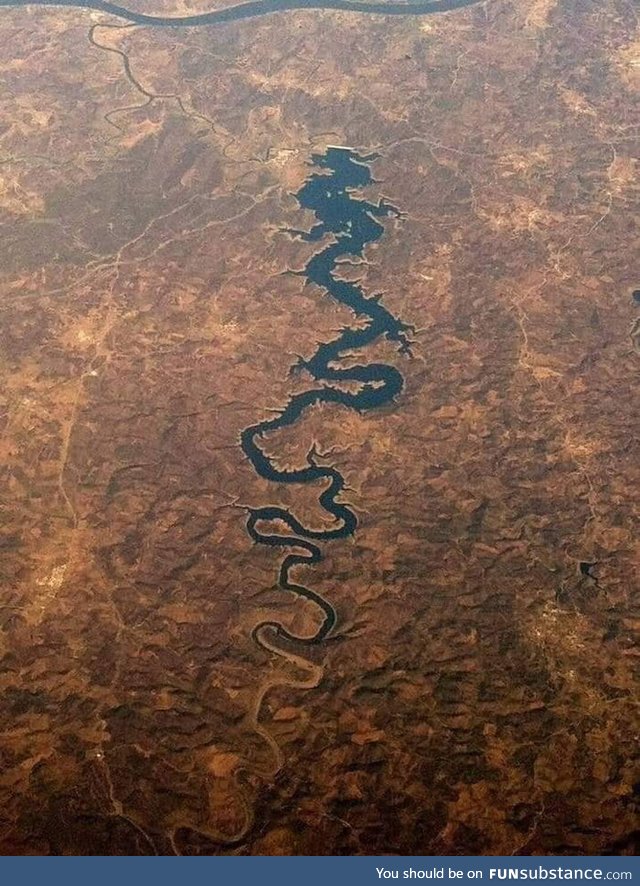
[0,0,639,856]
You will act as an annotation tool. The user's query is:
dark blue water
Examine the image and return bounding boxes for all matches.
[241,148,411,645]
[0,0,484,27]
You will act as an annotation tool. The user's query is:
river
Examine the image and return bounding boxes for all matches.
[242,147,411,645]
[0,0,484,27]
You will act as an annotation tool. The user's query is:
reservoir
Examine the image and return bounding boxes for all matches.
[241,147,410,645]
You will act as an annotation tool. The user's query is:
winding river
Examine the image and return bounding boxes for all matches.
[2,0,477,846]
[0,0,479,651]
[0,0,483,26]
[2,0,474,657]
[243,147,410,646]
[0,0,473,663]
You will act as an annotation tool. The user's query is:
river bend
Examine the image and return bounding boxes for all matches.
[0,0,484,26]
[242,147,410,645]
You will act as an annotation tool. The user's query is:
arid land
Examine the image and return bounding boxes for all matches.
[0,0,639,856]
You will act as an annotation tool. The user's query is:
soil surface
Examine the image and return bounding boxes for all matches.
[0,0,638,856]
